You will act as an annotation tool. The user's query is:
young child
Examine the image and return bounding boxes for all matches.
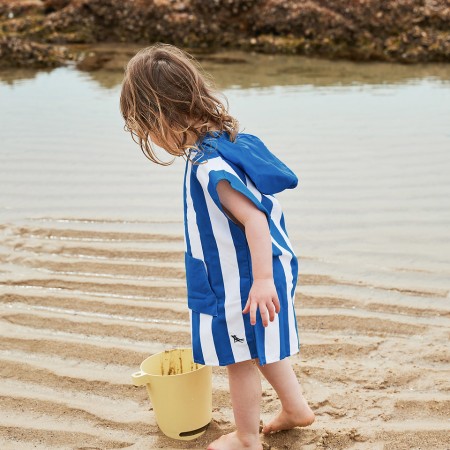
[120,43,315,450]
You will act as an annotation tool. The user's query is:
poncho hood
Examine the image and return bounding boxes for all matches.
[198,130,299,195]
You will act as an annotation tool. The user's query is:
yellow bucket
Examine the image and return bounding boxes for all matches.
[132,348,212,441]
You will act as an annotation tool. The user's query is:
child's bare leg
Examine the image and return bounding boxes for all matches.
[207,359,263,450]
[256,358,315,434]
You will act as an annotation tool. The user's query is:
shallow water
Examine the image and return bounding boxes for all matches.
[1,48,449,293]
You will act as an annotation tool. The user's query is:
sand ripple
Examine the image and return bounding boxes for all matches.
[1,218,449,449]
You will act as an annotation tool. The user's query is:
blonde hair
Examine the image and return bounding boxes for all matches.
[119,43,240,166]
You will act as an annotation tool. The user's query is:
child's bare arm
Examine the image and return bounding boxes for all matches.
[216,180,281,327]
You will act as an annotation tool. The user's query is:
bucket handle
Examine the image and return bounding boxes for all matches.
[132,370,152,386]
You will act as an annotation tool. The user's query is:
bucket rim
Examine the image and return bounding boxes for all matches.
[139,347,209,378]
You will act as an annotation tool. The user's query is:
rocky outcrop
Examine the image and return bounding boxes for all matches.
[0,0,448,68]
[0,36,70,67]
[253,1,450,62]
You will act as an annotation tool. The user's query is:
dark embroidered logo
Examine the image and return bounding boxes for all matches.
[231,335,245,343]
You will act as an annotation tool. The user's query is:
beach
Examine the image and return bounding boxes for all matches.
[1,51,450,449]
[0,216,449,449]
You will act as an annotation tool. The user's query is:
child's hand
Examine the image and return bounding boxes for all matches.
[242,278,281,327]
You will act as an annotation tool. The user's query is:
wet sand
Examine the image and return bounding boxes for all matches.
[0,217,449,449]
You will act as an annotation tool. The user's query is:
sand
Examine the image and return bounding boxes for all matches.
[0,217,449,450]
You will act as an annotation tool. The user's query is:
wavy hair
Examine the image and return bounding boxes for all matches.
[119,43,240,165]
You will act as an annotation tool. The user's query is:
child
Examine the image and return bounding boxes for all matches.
[120,43,315,450]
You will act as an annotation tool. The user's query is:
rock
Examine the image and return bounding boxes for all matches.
[0,35,71,68]
[75,50,112,71]
[43,0,71,14]
[0,0,448,67]
[0,0,44,18]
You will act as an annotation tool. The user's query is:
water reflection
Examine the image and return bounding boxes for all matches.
[1,45,449,90]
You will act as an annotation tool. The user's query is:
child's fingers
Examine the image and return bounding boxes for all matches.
[244,296,277,326]
[250,302,258,325]
[267,302,276,322]
[260,306,270,327]
[273,293,281,313]
[242,298,250,314]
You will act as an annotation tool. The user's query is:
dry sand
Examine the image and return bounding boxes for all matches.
[0,218,449,450]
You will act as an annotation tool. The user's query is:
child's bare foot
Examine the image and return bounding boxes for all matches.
[262,406,315,434]
[207,430,263,450]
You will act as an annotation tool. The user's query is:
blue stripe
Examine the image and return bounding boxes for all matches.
[190,167,235,365]
[268,213,299,354]
[191,312,205,364]
[228,223,259,359]
[226,159,247,184]
[280,212,287,235]
[183,159,191,255]
[262,196,294,359]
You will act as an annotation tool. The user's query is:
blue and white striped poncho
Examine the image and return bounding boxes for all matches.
[183,130,300,366]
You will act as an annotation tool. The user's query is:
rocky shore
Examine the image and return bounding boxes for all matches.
[0,0,449,69]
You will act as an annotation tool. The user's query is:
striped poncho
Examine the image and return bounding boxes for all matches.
[183,130,300,366]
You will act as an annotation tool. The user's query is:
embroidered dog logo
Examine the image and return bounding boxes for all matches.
[231,334,245,343]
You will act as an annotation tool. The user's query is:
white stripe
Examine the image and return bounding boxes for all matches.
[197,158,252,363]
[246,176,299,358]
[185,161,219,365]
[268,194,299,356]
[186,162,204,260]
[262,303,280,363]
[272,239,299,356]
[266,194,296,254]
